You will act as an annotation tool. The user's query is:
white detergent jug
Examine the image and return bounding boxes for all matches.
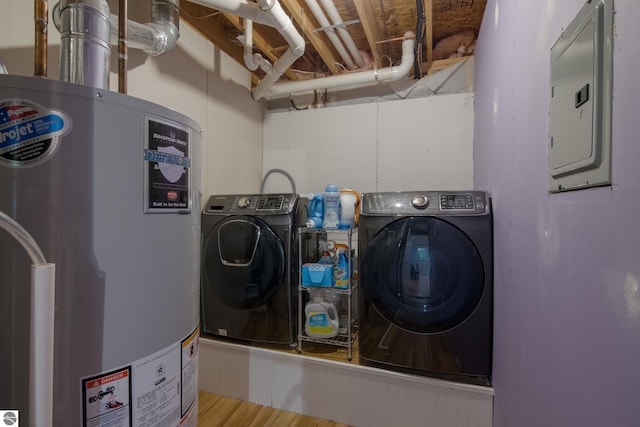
[305,299,339,338]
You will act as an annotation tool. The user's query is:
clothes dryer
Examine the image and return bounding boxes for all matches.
[201,193,301,345]
[358,191,493,385]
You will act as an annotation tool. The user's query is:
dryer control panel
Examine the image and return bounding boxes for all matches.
[204,194,298,215]
[361,191,489,216]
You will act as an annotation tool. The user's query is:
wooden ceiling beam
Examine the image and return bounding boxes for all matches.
[279,0,342,75]
[180,2,260,86]
[352,0,382,68]
[424,0,433,62]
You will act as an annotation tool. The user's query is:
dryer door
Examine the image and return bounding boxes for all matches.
[202,216,285,309]
[361,216,484,333]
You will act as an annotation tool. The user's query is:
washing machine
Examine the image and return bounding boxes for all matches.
[358,190,493,385]
[200,193,302,346]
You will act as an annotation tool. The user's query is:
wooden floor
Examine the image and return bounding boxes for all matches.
[198,390,353,426]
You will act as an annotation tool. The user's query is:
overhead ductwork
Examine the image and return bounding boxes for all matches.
[53,0,181,90]
[57,0,112,89]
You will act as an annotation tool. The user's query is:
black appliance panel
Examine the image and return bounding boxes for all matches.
[203,216,285,310]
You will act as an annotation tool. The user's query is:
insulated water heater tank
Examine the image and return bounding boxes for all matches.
[0,75,201,426]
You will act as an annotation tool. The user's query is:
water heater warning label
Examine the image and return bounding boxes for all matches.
[0,99,71,168]
[82,367,132,427]
[80,326,199,427]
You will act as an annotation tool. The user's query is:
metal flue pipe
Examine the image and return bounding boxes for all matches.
[53,0,181,90]
[58,0,112,89]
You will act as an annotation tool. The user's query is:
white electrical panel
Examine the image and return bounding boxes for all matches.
[549,0,613,192]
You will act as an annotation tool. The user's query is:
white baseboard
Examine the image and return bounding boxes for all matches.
[199,337,493,427]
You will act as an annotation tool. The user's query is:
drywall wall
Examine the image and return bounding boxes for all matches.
[262,93,474,194]
[474,0,640,426]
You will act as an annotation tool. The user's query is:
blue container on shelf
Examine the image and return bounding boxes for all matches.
[302,263,333,287]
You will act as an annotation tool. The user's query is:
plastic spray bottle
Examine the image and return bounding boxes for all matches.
[333,245,350,289]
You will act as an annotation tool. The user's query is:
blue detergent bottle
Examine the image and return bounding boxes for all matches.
[305,193,324,228]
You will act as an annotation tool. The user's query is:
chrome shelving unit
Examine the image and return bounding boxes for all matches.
[297,228,358,360]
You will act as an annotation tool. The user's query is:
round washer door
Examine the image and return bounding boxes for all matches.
[361,216,484,333]
[202,216,285,309]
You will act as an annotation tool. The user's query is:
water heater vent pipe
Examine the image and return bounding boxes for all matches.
[54,0,181,89]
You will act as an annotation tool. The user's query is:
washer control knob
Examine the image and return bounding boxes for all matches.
[411,195,429,209]
[237,196,251,208]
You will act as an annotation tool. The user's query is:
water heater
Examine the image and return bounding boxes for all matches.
[0,74,201,426]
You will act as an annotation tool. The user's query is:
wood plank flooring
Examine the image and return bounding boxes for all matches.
[198,390,353,427]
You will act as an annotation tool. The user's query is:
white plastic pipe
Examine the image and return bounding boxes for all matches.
[30,263,56,427]
[243,19,272,72]
[0,210,55,427]
[305,0,356,70]
[188,0,305,101]
[319,0,365,67]
[263,31,415,99]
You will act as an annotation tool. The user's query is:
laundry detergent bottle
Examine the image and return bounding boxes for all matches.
[322,184,340,229]
[305,290,339,338]
[305,193,324,228]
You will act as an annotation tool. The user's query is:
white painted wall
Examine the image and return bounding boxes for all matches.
[262,93,474,195]
[0,0,264,199]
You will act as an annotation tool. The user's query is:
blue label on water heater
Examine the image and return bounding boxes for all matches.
[0,99,71,168]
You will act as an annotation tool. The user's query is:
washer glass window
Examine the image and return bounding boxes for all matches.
[361,217,484,333]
